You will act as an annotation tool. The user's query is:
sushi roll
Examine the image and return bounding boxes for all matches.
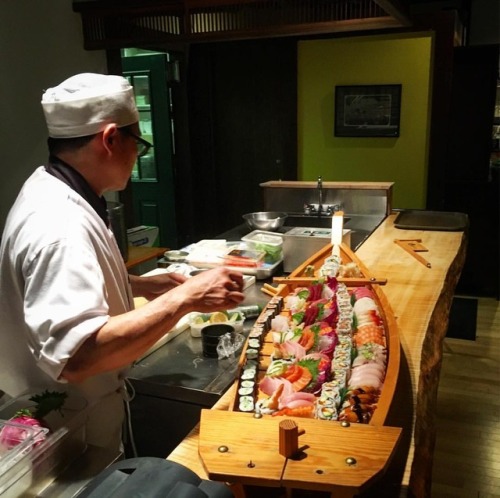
[241,368,256,381]
[338,335,353,350]
[238,386,255,396]
[246,348,259,360]
[332,356,350,372]
[331,369,348,389]
[240,379,255,389]
[315,404,338,421]
[320,385,342,408]
[239,395,255,412]
[249,327,264,339]
[248,338,261,349]
[269,296,284,313]
[317,394,335,408]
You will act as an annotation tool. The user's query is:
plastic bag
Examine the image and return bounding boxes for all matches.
[217,332,245,359]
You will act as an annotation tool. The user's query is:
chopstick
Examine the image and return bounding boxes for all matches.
[394,239,432,268]
[261,283,279,296]
[261,287,276,297]
[273,276,388,286]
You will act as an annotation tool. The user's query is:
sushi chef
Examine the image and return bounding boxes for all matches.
[0,73,245,454]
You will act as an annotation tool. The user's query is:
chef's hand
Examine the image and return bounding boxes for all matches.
[130,272,188,301]
[177,266,245,312]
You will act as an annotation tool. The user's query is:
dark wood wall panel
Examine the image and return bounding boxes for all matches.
[186,37,298,240]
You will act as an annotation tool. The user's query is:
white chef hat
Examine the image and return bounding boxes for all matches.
[41,73,139,138]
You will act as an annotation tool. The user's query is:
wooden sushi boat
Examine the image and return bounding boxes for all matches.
[198,220,402,498]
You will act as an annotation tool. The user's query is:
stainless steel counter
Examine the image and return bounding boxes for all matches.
[215,216,384,252]
[129,289,270,406]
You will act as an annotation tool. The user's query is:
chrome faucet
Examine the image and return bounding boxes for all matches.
[317,176,323,217]
[303,203,316,215]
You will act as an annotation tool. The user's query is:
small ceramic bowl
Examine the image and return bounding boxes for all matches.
[201,324,236,358]
[164,250,189,263]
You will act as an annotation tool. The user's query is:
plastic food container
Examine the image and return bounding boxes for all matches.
[0,392,88,497]
[0,419,48,465]
[189,311,245,338]
[241,230,283,263]
[0,419,49,497]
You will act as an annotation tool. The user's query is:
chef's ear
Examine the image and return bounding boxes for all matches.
[102,124,118,151]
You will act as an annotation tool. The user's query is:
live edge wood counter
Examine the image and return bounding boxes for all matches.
[167,213,467,498]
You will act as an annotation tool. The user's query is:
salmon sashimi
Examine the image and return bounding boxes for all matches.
[354,323,385,347]
[298,327,315,351]
[271,364,314,392]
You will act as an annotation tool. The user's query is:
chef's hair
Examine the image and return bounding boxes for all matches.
[47,134,96,156]
[47,124,136,156]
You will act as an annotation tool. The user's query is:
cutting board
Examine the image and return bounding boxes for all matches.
[134,298,191,360]
[134,266,193,359]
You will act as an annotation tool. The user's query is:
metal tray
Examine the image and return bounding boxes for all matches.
[394,210,468,231]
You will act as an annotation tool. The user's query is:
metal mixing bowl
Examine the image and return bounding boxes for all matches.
[242,211,288,231]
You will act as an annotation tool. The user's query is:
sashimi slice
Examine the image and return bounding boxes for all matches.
[291,366,313,392]
[352,362,385,377]
[352,287,374,301]
[354,323,385,347]
[279,392,317,407]
[279,398,315,410]
[271,315,290,332]
[259,376,294,397]
[348,374,383,390]
[274,340,307,360]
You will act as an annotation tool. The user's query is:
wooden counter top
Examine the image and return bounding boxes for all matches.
[167,213,467,498]
[125,245,168,270]
[355,213,467,497]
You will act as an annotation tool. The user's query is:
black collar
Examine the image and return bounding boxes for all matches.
[46,155,109,226]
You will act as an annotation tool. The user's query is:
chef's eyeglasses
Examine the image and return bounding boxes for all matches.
[120,128,153,158]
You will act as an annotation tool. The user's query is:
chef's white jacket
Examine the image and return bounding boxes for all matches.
[0,166,134,453]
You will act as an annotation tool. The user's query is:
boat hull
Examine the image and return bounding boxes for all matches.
[199,242,402,496]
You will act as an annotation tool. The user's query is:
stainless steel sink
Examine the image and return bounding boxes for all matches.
[284,214,351,229]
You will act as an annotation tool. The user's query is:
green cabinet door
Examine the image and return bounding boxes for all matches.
[123,54,178,248]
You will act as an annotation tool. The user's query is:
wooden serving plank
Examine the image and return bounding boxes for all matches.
[126,245,168,270]
[199,410,401,493]
[259,355,272,371]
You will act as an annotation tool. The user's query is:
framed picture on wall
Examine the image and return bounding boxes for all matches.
[334,84,402,137]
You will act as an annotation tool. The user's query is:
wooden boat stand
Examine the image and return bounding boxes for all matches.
[198,241,402,498]
[168,213,467,498]
[199,410,401,498]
